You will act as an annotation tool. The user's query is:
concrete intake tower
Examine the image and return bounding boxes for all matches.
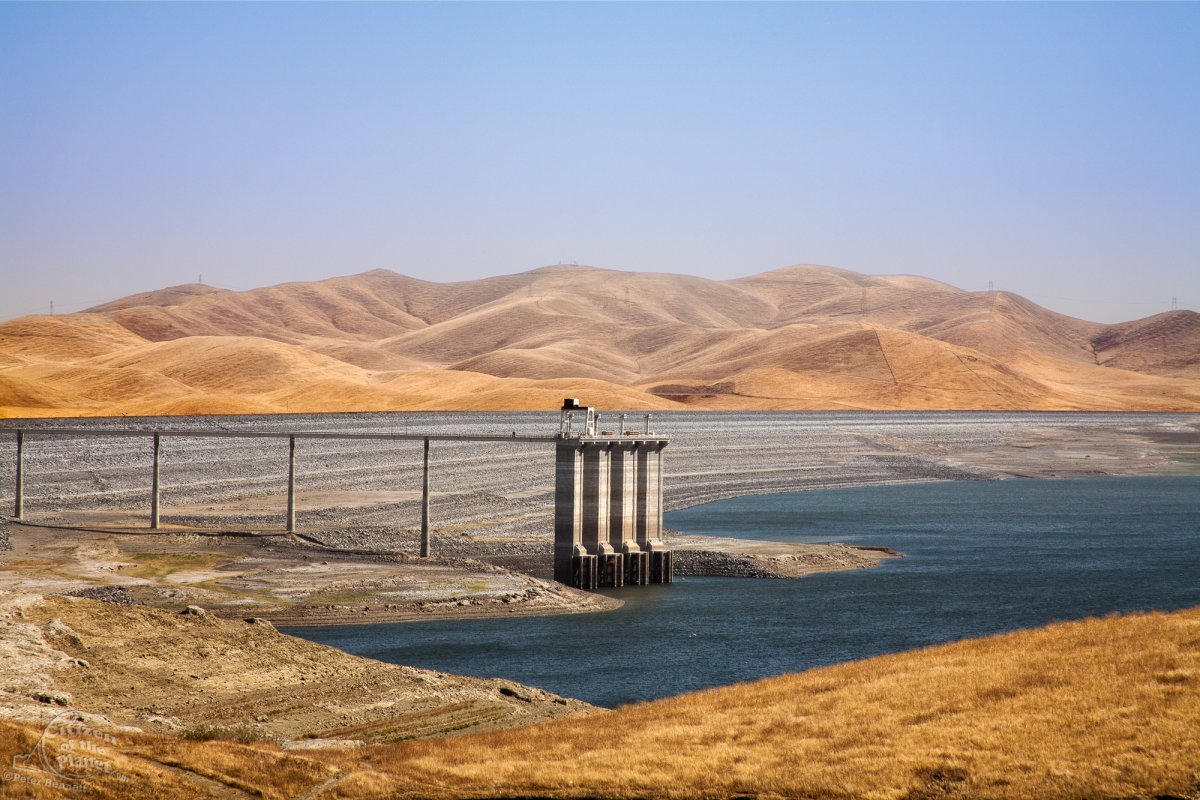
[554,399,672,589]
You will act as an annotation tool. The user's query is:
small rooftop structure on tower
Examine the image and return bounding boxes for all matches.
[559,397,597,438]
[554,398,671,589]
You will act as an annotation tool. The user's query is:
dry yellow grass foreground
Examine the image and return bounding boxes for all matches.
[3,607,1198,799]
[2,264,1198,416]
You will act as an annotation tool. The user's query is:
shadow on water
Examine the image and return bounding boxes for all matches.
[285,476,1200,708]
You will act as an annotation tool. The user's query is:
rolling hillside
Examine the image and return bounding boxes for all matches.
[1,264,1197,416]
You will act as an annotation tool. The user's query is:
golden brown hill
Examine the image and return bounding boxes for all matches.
[1093,310,1200,377]
[2,606,1197,799]
[86,282,231,312]
[1,264,1197,416]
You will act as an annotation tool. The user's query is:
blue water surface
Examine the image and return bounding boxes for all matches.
[285,476,1200,708]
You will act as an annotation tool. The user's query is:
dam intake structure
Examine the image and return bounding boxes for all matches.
[554,399,672,589]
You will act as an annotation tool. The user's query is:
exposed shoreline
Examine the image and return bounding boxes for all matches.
[0,590,595,746]
[0,521,624,628]
[673,540,901,579]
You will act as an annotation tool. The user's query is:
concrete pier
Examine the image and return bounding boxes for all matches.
[609,442,641,585]
[553,399,671,589]
[553,441,584,585]
[581,442,611,556]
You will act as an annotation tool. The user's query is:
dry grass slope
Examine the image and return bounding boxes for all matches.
[1,264,1197,416]
[1,606,1197,799]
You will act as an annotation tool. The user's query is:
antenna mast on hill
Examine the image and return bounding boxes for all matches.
[49,300,54,315]
[1172,296,1178,311]
[988,280,994,292]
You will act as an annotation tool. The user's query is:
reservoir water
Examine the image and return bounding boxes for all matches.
[285,475,1200,708]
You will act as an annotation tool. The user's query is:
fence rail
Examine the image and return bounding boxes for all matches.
[0,426,559,554]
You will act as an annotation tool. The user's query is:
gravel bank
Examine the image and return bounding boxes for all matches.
[674,550,779,578]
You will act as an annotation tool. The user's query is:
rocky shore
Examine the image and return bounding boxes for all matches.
[673,540,899,578]
[674,549,780,578]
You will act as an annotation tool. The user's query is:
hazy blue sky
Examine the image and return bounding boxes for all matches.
[1,2,1196,323]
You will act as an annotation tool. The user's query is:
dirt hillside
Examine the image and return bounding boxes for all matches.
[2,264,1197,416]
[0,591,591,746]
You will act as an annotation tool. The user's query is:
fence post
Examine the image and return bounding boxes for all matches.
[420,438,431,557]
[150,433,160,528]
[14,431,23,520]
[286,436,296,532]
